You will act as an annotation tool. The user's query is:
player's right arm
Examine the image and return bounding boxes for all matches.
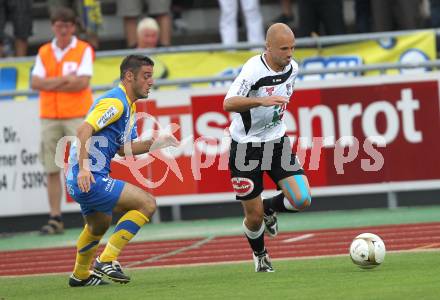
[223,59,289,112]
[76,122,95,193]
[224,95,289,112]
[76,98,124,192]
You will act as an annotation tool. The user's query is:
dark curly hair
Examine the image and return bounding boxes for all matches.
[120,55,155,80]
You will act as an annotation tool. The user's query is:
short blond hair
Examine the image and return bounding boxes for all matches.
[137,17,160,35]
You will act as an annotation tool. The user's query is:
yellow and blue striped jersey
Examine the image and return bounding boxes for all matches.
[68,83,137,176]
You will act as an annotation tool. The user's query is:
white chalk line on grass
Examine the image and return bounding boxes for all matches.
[125,235,216,268]
[411,242,440,250]
[282,233,315,243]
[129,248,440,271]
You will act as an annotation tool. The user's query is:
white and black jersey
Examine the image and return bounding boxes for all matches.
[225,54,298,143]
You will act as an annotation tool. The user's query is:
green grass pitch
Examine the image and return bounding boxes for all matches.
[1,251,439,300]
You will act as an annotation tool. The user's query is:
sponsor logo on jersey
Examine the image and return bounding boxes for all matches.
[97,106,119,129]
[265,86,275,96]
[263,119,282,129]
[231,177,254,197]
[286,83,292,96]
[237,79,251,96]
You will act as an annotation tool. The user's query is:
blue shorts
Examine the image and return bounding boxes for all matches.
[66,173,125,216]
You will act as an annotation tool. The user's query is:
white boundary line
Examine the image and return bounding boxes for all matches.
[283,233,315,243]
[125,236,215,268]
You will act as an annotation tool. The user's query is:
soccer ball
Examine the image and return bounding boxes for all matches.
[349,233,386,269]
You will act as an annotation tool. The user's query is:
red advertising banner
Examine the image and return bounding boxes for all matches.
[110,78,440,199]
[5,76,440,217]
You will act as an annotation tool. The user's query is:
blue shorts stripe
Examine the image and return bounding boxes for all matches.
[78,240,99,253]
[294,175,310,201]
[114,220,140,235]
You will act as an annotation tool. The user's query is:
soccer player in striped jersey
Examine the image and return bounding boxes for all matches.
[224,23,312,272]
[66,55,178,287]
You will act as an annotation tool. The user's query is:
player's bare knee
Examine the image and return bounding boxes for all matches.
[285,193,312,212]
[245,212,264,229]
[299,195,312,211]
[88,223,109,236]
[144,197,157,217]
[139,194,157,218]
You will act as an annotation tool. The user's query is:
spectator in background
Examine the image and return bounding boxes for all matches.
[218,0,265,45]
[136,17,160,48]
[370,0,421,32]
[48,0,102,49]
[31,7,94,235]
[297,0,345,37]
[0,0,33,57]
[272,0,294,25]
[117,0,172,48]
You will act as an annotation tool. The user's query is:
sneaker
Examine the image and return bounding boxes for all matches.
[40,218,64,235]
[263,211,278,237]
[94,258,130,283]
[68,272,109,287]
[253,251,275,272]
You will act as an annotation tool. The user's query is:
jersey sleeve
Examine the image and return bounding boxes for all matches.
[130,123,138,140]
[31,54,46,78]
[224,59,257,100]
[85,98,124,132]
[77,46,93,77]
[128,102,138,141]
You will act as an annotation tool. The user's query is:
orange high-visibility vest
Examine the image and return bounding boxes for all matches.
[38,40,94,119]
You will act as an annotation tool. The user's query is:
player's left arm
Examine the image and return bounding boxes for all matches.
[118,140,153,156]
[223,59,289,112]
[118,135,179,156]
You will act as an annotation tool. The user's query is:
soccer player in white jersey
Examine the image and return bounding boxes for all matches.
[224,23,312,272]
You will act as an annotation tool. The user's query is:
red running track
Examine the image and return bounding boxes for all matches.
[1,222,440,276]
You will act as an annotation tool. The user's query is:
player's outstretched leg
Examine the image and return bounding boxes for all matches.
[279,175,311,211]
[69,223,109,287]
[95,183,156,283]
[264,175,311,213]
[262,175,312,237]
[242,197,274,272]
[94,210,148,283]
